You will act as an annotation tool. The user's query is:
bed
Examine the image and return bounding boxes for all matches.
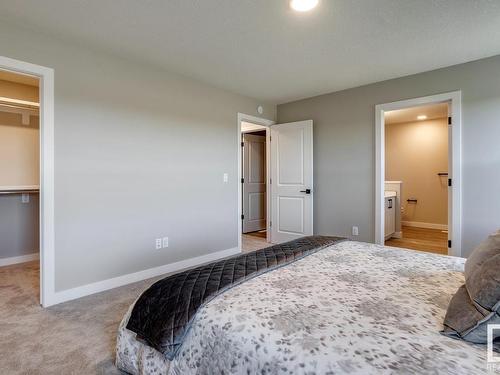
[116,239,491,374]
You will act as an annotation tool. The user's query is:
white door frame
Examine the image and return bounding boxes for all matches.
[375,91,462,257]
[0,56,55,306]
[237,113,275,251]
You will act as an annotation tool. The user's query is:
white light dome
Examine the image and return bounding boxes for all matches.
[290,0,319,12]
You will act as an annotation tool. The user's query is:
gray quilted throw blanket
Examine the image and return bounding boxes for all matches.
[126,235,345,359]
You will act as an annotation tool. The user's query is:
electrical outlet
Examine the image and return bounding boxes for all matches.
[155,238,162,250]
[162,237,169,248]
[21,193,30,203]
[352,226,359,236]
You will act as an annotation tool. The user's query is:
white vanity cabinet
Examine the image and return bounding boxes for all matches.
[384,193,396,239]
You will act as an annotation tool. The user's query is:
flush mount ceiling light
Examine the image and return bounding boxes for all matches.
[290,0,319,12]
[417,115,427,120]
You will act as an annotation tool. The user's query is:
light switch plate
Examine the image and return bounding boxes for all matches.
[223,173,229,183]
[21,193,30,203]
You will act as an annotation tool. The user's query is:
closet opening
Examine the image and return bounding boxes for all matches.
[0,69,40,302]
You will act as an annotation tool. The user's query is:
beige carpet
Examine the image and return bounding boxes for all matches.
[0,241,269,374]
[0,261,162,374]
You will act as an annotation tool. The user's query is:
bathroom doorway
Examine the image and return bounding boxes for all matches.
[384,102,449,254]
[375,92,462,257]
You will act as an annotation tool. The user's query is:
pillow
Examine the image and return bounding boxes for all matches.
[442,230,500,344]
[464,229,500,281]
[442,285,500,343]
[467,253,500,312]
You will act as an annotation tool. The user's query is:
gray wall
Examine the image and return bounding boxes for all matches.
[278,55,500,258]
[0,22,275,291]
[0,194,39,258]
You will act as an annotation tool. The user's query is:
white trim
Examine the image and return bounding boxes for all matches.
[237,113,275,248]
[0,56,55,307]
[375,91,462,257]
[0,253,39,267]
[401,221,448,231]
[46,246,240,306]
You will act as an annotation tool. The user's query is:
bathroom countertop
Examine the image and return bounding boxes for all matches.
[385,190,397,198]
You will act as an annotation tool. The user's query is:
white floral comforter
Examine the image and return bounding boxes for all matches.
[116,241,493,374]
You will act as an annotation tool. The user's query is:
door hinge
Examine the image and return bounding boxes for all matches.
[241,214,244,220]
[448,240,452,248]
[448,116,452,125]
[241,178,244,183]
[269,178,272,184]
[269,221,272,227]
[448,178,452,187]
[241,141,244,147]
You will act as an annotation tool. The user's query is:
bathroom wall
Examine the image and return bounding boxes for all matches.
[385,118,448,227]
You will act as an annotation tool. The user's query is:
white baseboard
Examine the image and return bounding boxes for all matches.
[392,231,402,239]
[402,221,448,231]
[385,231,402,241]
[45,246,241,307]
[0,253,39,267]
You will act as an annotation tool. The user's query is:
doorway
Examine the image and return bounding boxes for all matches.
[0,69,40,297]
[384,103,449,254]
[237,114,314,253]
[375,92,462,257]
[238,115,273,253]
[0,56,54,307]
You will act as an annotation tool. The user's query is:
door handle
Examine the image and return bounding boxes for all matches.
[300,189,311,194]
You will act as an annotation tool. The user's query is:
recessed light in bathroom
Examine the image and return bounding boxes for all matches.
[417,115,427,120]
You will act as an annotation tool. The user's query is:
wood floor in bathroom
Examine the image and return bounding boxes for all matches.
[385,226,448,255]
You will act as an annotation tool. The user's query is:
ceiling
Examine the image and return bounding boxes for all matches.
[385,103,448,125]
[0,70,39,87]
[1,1,500,103]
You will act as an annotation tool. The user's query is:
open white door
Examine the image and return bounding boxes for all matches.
[270,120,313,243]
[242,133,267,233]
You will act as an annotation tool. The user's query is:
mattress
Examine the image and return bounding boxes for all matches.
[116,241,491,374]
